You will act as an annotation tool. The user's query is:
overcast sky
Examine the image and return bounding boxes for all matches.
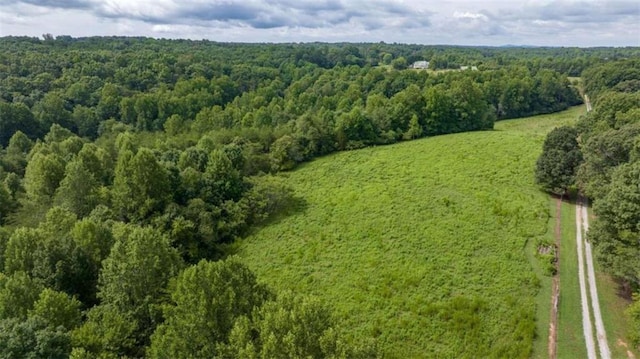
[0,0,638,46]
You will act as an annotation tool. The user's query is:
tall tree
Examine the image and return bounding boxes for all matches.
[23,152,66,203]
[535,126,583,195]
[82,224,183,356]
[54,159,101,217]
[112,148,170,221]
[148,258,269,358]
[589,162,640,287]
[0,102,41,146]
[221,291,376,358]
[0,271,43,320]
[0,316,71,359]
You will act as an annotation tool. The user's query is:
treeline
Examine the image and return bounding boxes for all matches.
[535,58,640,343]
[0,125,375,357]
[0,37,584,147]
[0,37,601,357]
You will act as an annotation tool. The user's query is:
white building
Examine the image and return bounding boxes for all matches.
[412,61,429,69]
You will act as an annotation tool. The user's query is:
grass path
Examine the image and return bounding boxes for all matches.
[548,197,561,359]
[557,200,589,359]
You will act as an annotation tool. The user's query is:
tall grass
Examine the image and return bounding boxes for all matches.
[239,106,584,358]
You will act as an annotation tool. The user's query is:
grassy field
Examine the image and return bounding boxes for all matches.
[496,106,585,358]
[595,265,636,358]
[238,106,584,358]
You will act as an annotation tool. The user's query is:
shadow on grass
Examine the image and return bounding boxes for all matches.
[613,277,634,301]
[553,193,578,205]
[253,195,309,230]
[217,194,309,259]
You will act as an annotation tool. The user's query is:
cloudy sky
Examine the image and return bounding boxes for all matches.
[0,0,638,46]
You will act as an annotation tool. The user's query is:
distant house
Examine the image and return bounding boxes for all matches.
[460,66,479,71]
[412,61,429,69]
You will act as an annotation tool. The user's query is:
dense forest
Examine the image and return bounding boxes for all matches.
[536,58,640,344]
[0,36,636,357]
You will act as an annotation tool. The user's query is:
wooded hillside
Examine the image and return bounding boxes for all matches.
[0,37,634,357]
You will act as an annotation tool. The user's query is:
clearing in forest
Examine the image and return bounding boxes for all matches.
[238,107,583,358]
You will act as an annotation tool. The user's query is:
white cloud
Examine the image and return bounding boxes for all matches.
[453,11,488,21]
[0,0,637,46]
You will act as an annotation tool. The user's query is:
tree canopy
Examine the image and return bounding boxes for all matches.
[0,36,634,356]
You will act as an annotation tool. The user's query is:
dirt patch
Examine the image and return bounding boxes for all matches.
[615,277,634,301]
[538,245,554,255]
[617,338,637,359]
[548,197,562,359]
[549,276,559,358]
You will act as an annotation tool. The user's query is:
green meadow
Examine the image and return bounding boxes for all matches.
[238,106,584,358]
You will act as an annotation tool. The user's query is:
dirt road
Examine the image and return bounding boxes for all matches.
[575,93,610,358]
[585,94,593,112]
[581,199,611,359]
[576,197,597,359]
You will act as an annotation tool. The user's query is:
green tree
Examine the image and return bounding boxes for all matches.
[0,102,41,146]
[54,159,101,217]
[423,86,455,135]
[70,217,114,274]
[0,271,43,320]
[201,149,244,204]
[0,227,9,272]
[389,84,425,133]
[576,124,640,199]
[33,92,74,131]
[4,208,97,303]
[270,135,303,172]
[76,143,113,185]
[382,53,393,65]
[2,130,33,175]
[96,83,122,120]
[89,225,182,356]
[71,105,100,139]
[222,291,375,359]
[112,148,170,221]
[23,151,66,203]
[44,123,75,144]
[391,56,407,70]
[590,162,640,285]
[163,114,187,135]
[0,183,15,225]
[29,288,82,330]
[148,258,269,358]
[448,78,495,132]
[403,114,423,140]
[3,228,41,278]
[335,106,375,150]
[71,304,137,358]
[627,294,640,346]
[0,316,71,359]
[535,126,583,195]
[99,225,182,312]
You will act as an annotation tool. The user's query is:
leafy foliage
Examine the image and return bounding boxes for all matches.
[542,58,640,345]
[148,258,269,358]
[0,36,629,356]
[535,126,583,194]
